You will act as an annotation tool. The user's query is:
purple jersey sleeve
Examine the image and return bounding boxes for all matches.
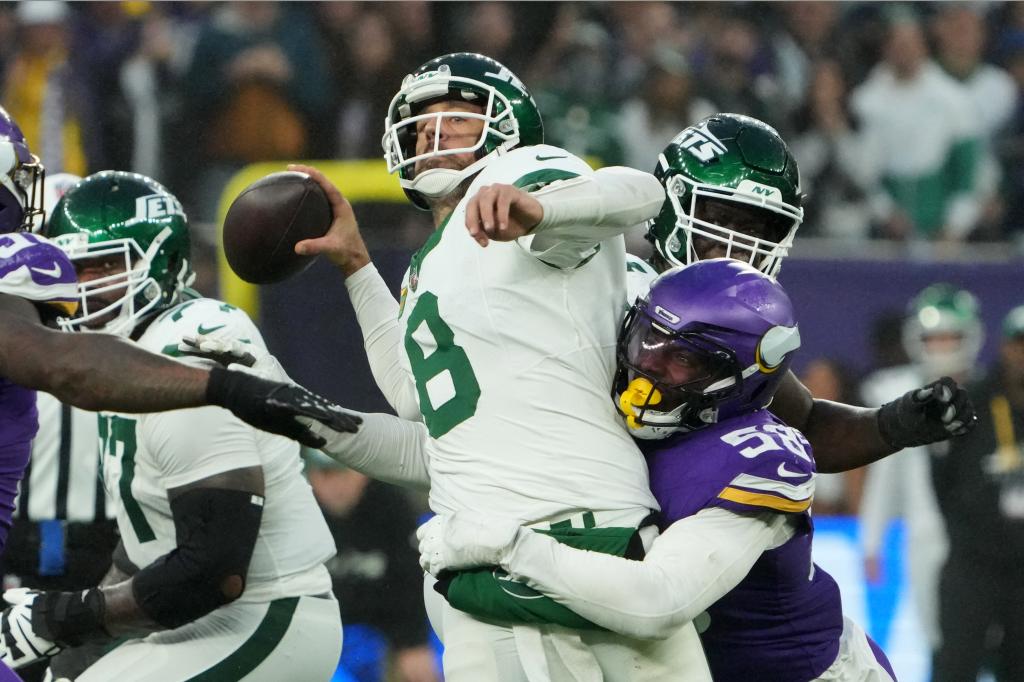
[646,410,815,526]
[0,232,78,315]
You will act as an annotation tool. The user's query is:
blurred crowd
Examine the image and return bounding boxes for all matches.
[5,2,1024,679]
[3,0,1024,246]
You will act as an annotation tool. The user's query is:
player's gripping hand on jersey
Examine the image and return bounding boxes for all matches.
[877,376,977,449]
[417,513,521,576]
[464,183,544,246]
[180,336,362,446]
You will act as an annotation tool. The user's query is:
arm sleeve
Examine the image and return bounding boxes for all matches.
[139,406,261,489]
[307,411,430,491]
[519,167,665,269]
[502,507,789,640]
[344,263,421,421]
[132,487,263,629]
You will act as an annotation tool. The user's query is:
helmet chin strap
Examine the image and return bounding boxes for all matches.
[405,154,493,199]
[407,168,465,198]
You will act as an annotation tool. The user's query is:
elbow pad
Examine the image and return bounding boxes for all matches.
[132,487,263,629]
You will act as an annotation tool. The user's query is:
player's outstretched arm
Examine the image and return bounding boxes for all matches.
[302,411,431,491]
[466,166,665,249]
[180,335,429,489]
[0,297,359,447]
[770,371,976,474]
[0,296,206,412]
[418,507,785,640]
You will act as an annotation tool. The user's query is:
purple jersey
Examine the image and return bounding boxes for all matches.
[645,409,844,681]
[0,232,77,551]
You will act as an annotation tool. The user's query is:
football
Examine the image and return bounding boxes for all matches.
[222,171,333,284]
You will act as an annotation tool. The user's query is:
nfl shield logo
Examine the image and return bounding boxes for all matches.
[409,267,419,292]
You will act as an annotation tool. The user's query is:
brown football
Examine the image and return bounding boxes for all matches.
[222,171,332,284]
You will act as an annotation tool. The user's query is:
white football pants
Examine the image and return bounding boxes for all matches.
[425,574,711,682]
[77,594,342,681]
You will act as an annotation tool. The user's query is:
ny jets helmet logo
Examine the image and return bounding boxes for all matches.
[673,123,728,163]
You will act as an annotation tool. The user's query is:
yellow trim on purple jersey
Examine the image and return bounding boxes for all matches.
[718,486,812,513]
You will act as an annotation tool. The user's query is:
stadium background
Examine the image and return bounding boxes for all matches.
[8,1,1024,680]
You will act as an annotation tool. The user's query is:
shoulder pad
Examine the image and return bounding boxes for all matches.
[477,145,592,192]
[625,252,657,277]
[139,298,267,359]
[625,253,656,306]
[711,412,816,514]
[0,233,78,315]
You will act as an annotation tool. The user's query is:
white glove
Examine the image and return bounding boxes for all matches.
[416,512,522,576]
[178,335,292,382]
[0,589,61,669]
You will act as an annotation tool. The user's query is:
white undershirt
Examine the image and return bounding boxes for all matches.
[307,410,431,492]
[343,264,420,420]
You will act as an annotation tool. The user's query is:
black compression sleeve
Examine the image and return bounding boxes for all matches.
[132,487,263,629]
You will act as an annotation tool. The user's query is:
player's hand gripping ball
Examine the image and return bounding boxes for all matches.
[223,171,332,284]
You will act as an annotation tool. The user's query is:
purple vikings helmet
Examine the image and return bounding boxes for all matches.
[614,259,801,439]
[0,106,44,234]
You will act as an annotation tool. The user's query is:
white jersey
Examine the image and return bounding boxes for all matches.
[397,145,658,524]
[99,297,334,601]
[625,252,657,307]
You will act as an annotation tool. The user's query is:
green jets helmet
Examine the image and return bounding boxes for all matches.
[46,171,193,336]
[902,283,983,379]
[382,52,544,209]
[646,113,803,277]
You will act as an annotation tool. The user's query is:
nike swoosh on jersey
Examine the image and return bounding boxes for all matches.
[197,323,226,335]
[777,463,809,478]
[535,154,568,161]
[29,263,63,277]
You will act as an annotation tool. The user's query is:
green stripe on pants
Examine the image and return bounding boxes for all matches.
[186,597,299,682]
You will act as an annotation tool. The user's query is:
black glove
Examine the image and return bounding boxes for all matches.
[877,376,977,449]
[31,589,105,647]
[0,590,61,669]
[206,366,361,448]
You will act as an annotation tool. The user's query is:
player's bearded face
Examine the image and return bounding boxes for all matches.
[74,254,130,329]
[412,101,486,177]
[626,320,720,411]
[691,199,785,263]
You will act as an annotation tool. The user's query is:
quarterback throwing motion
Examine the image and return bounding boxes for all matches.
[299,52,711,680]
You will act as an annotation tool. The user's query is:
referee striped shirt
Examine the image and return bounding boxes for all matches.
[15,392,113,522]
